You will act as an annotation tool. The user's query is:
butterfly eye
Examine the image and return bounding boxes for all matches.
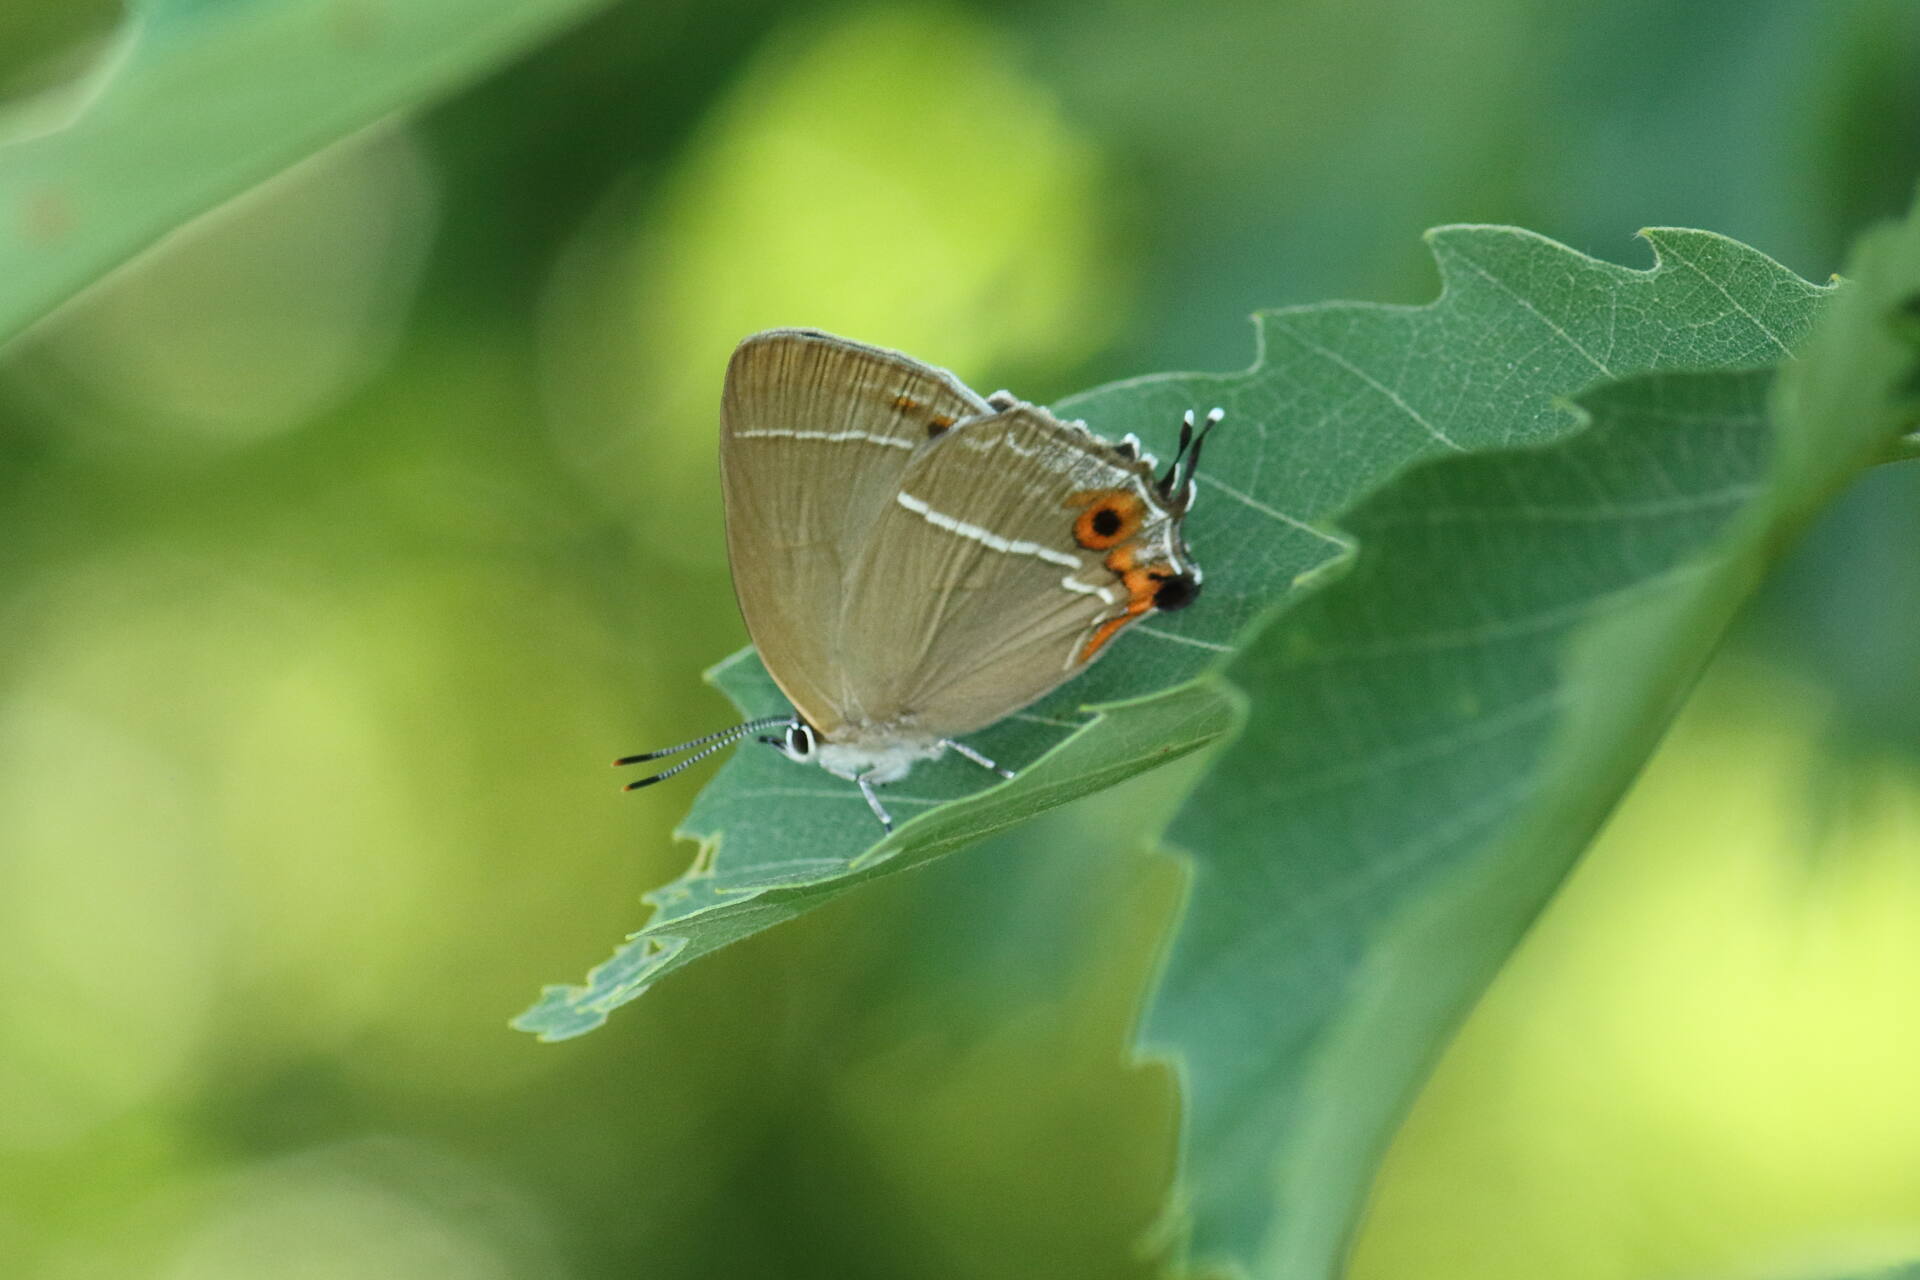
[785,723,815,757]
[1153,573,1200,611]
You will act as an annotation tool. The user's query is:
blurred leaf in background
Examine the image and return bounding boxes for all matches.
[1,1,1918,1279]
[538,4,1120,569]
[1355,661,1920,1280]
[0,0,125,145]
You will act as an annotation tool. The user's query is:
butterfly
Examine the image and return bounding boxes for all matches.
[619,329,1219,831]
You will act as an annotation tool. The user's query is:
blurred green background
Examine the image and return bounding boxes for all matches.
[3,1,1919,1277]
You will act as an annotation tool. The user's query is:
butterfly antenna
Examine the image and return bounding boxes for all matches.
[1184,408,1223,486]
[613,716,790,766]
[614,715,790,789]
[619,736,744,790]
[1158,411,1196,496]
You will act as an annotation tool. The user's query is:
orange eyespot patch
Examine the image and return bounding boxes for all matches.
[1068,489,1145,551]
[1077,544,1181,663]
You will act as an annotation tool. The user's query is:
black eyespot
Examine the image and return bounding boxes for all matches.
[1091,506,1123,538]
[786,724,813,756]
[1154,574,1199,611]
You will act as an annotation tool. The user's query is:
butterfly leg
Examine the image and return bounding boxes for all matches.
[818,762,895,832]
[942,738,1015,780]
[854,772,894,832]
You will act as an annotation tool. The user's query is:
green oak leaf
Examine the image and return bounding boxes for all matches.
[1150,200,1920,1277]
[518,225,1831,1041]
[0,0,609,346]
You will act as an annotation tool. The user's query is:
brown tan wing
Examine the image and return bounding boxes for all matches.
[835,404,1195,739]
[720,329,991,736]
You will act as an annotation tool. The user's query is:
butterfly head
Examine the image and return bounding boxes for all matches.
[761,718,818,764]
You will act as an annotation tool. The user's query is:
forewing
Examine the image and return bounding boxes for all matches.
[720,329,991,734]
[838,406,1187,738]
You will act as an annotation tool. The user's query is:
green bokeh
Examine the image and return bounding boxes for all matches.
[2,1,1917,1277]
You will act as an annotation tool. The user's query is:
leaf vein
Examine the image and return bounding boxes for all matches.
[1133,624,1234,653]
[1448,247,1617,378]
[1277,328,1466,451]
[1261,689,1565,806]
[1299,559,1717,663]
[1662,240,1797,358]
[1198,472,1352,545]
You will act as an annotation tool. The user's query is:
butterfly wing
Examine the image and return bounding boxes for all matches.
[720,329,992,736]
[835,405,1196,740]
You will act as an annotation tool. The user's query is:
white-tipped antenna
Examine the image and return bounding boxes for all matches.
[614,715,791,790]
[1158,407,1223,503]
[1157,411,1197,496]
[1189,407,1223,479]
